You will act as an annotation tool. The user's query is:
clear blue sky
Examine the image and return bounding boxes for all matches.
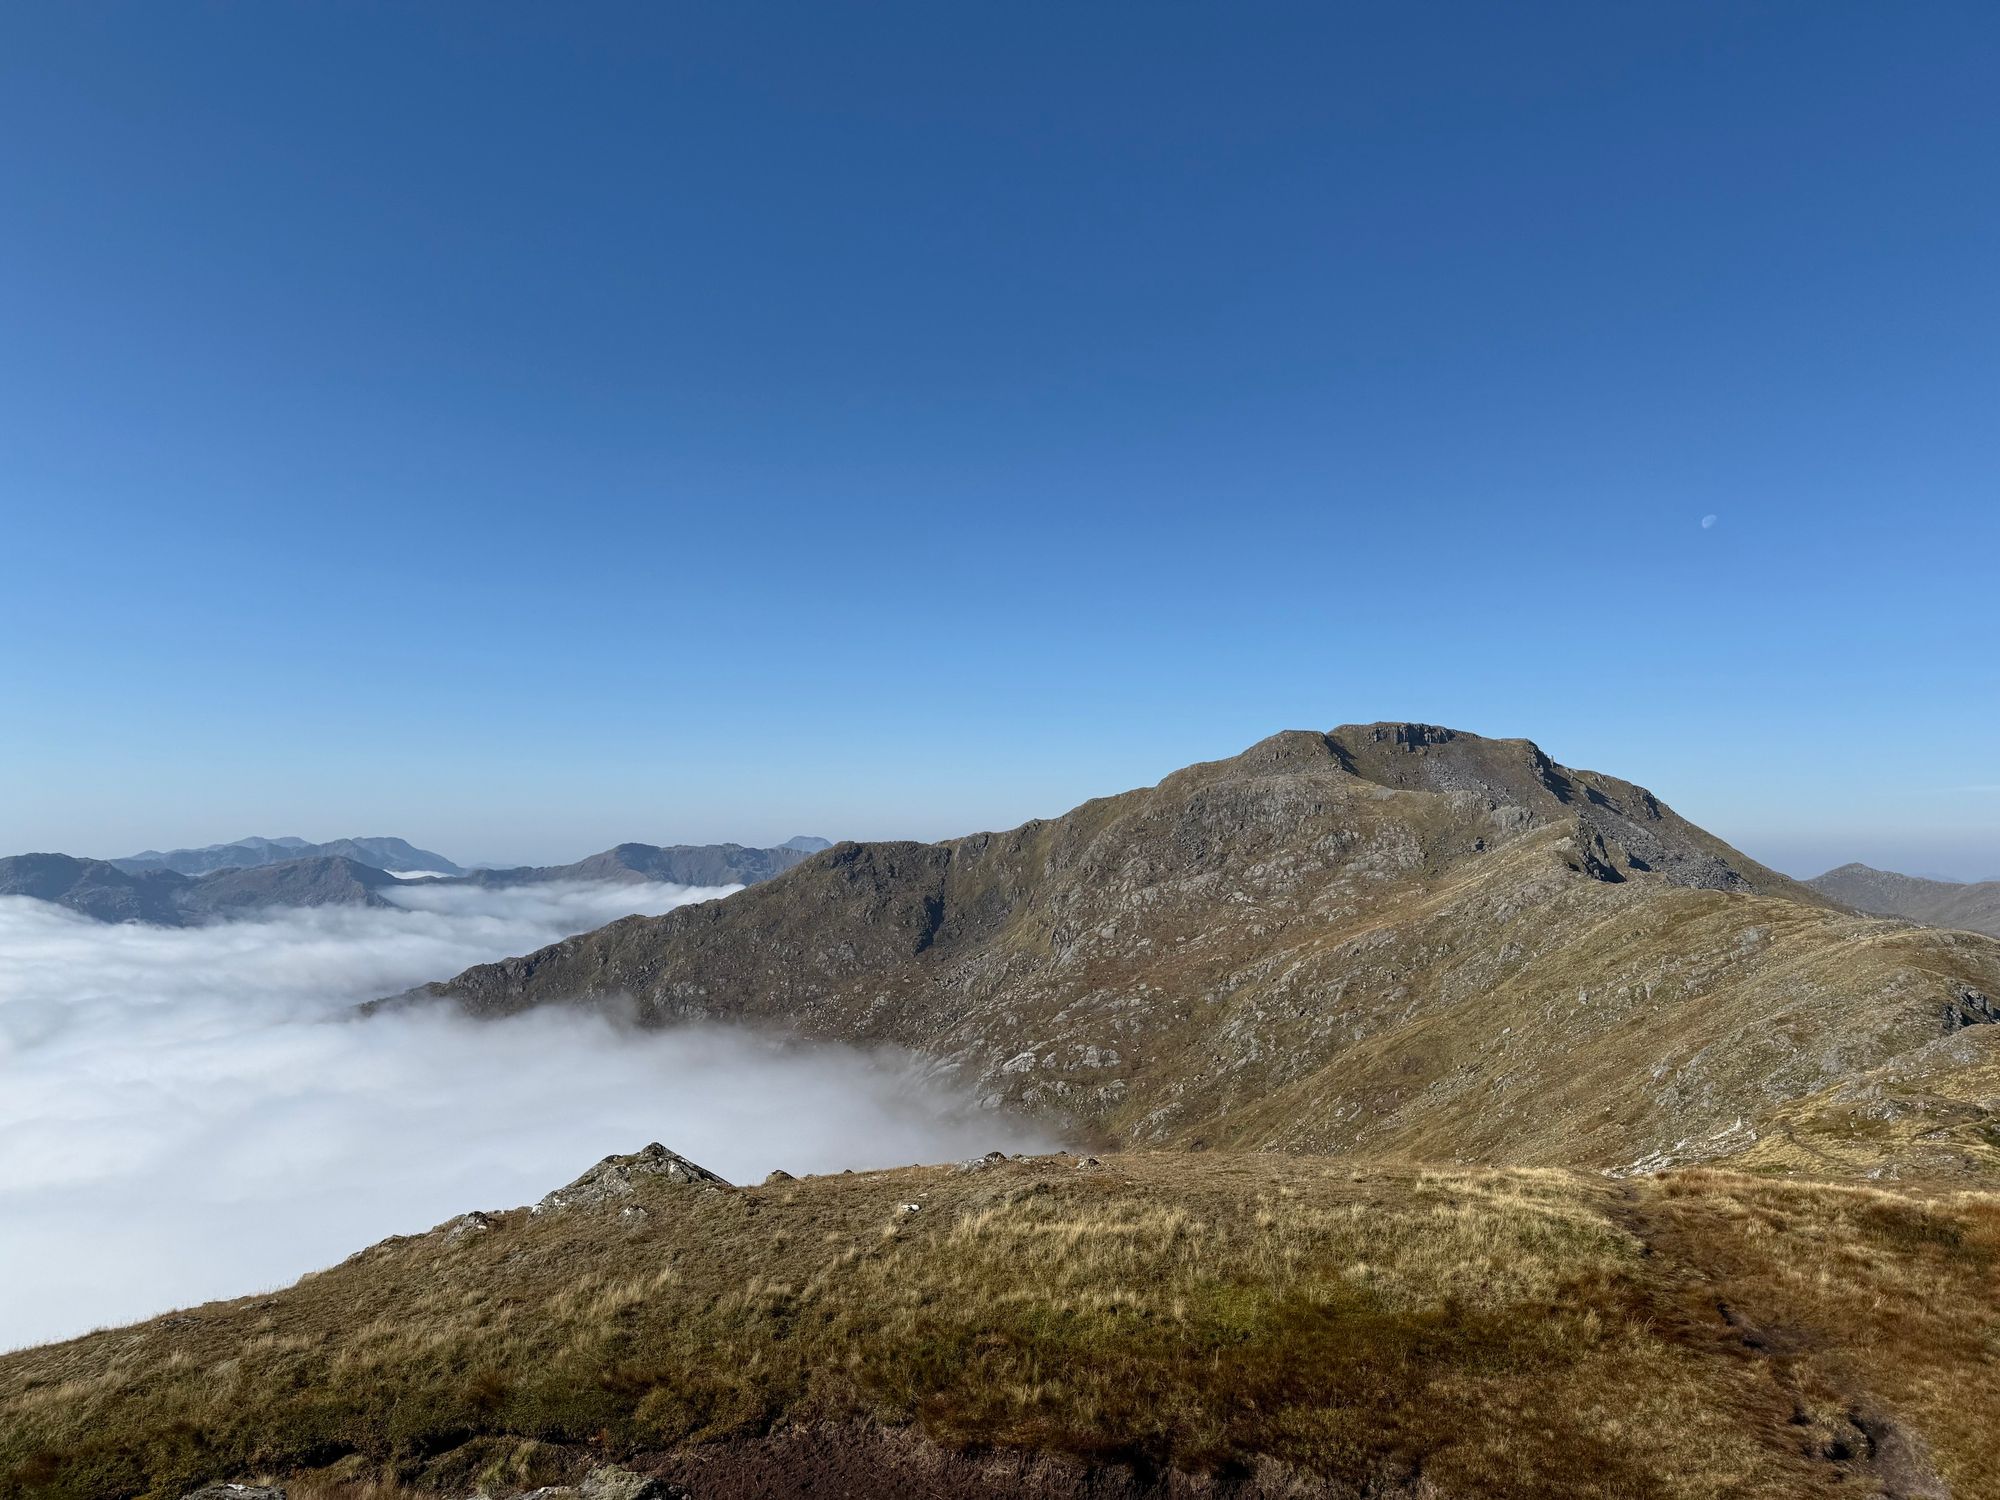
[2,3,1995,875]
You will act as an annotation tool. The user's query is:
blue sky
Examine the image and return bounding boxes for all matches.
[2,3,1995,875]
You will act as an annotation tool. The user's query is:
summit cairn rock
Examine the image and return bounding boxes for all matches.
[533,1143,729,1214]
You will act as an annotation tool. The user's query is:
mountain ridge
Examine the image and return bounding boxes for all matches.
[3,838,835,925]
[454,841,815,890]
[114,835,461,877]
[402,723,2000,1179]
[1808,861,2000,940]
[0,853,403,926]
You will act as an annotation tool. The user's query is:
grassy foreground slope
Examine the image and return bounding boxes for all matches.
[4,1151,1995,1500]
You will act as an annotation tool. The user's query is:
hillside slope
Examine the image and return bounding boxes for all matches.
[406,725,2000,1177]
[4,1150,1994,1499]
[1810,862,2000,939]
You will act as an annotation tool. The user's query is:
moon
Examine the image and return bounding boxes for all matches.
[1700,514,1717,530]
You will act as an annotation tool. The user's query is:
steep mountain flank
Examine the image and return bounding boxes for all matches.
[1809,862,2000,939]
[405,725,2000,1176]
[453,841,814,889]
[0,853,401,925]
[5,1152,1996,1500]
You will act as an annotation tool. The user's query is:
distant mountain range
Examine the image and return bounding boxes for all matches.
[113,835,461,876]
[456,841,821,889]
[0,853,403,926]
[1808,862,2000,939]
[1,836,834,924]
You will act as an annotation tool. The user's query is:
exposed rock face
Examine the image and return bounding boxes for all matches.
[1810,862,2000,940]
[405,724,2000,1175]
[1945,986,1999,1032]
[534,1143,729,1213]
[180,1486,286,1500]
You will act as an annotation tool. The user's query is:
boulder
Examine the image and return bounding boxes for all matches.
[522,1464,686,1499]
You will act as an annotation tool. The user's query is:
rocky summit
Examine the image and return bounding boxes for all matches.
[402,724,2000,1179]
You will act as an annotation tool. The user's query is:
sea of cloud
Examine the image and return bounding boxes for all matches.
[0,881,1056,1351]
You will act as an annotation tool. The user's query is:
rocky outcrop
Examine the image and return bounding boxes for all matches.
[1945,986,2000,1031]
[534,1144,729,1213]
[523,1465,685,1499]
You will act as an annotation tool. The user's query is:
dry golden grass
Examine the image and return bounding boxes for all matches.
[1,1154,1993,1499]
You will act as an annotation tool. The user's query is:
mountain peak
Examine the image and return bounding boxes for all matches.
[405,723,2000,1179]
[1809,862,2000,939]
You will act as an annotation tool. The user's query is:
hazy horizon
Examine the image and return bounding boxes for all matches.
[8,724,1995,884]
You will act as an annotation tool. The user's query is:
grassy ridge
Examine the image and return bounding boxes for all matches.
[3,1153,1996,1498]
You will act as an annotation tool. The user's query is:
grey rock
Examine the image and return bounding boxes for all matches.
[439,1210,495,1243]
[1944,986,2000,1032]
[522,1465,686,1500]
[534,1143,729,1214]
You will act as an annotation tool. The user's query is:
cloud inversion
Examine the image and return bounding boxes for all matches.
[0,883,1056,1350]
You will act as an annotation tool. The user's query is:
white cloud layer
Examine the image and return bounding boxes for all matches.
[0,884,1057,1351]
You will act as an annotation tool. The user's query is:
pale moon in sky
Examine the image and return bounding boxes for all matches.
[1700,514,1718,529]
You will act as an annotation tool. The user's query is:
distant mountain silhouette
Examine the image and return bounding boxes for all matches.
[114,835,460,877]
[453,841,819,890]
[1808,862,2000,940]
[3,834,833,924]
[0,853,402,925]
